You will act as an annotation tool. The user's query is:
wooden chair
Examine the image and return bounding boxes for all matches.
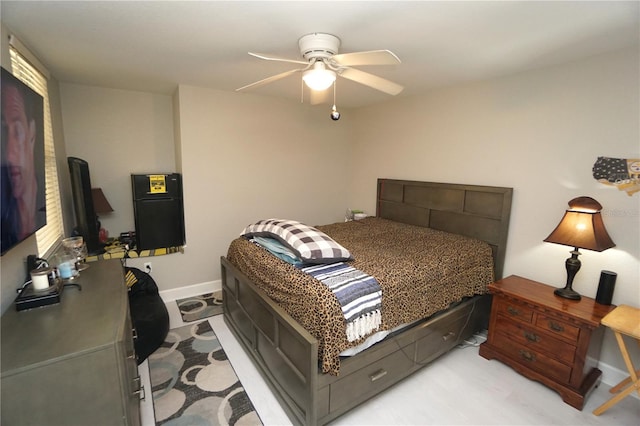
[593,304,640,416]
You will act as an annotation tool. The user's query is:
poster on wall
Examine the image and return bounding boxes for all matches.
[592,157,640,196]
[1,67,46,255]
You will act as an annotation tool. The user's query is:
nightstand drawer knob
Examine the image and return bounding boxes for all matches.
[549,321,565,332]
[524,332,540,343]
[519,350,536,362]
[507,306,521,316]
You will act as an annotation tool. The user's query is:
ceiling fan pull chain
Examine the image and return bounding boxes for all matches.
[331,80,340,121]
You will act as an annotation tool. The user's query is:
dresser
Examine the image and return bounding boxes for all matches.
[1,259,142,425]
[479,275,615,410]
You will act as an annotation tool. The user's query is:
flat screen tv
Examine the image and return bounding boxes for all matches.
[1,67,46,256]
[67,157,103,255]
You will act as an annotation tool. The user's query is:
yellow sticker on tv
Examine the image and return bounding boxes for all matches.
[149,175,167,193]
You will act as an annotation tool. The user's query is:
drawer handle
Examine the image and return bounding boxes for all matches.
[507,306,521,316]
[548,321,565,332]
[442,331,456,341]
[132,328,138,340]
[132,377,145,400]
[523,332,540,343]
[133,385,145,400]
[519,350,536,363]
[369,369,388,382]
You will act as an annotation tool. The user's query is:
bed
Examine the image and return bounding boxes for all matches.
[221,179,513,425]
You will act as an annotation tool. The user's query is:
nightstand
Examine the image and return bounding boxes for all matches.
[479,275,616,410]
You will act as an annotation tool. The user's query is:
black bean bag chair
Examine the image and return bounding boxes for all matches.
[126,267,169,364]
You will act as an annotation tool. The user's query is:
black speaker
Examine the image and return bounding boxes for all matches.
[595,270,617,305]
[132,174,185,251]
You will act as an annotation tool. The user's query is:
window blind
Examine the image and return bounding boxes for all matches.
[9,45,64,256]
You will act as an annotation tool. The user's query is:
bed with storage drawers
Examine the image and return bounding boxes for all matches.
[221,178,513,425]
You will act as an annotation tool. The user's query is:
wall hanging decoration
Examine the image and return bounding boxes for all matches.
[592,157,640,196]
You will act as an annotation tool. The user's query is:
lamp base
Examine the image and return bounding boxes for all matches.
[554,286,582,300]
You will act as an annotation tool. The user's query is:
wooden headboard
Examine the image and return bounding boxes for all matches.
[376,179,513,280]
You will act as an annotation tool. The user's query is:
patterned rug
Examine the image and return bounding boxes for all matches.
[176,290,223,322]
[149,321,262,425]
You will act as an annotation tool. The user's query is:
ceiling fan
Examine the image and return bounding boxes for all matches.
[236,33,404,104]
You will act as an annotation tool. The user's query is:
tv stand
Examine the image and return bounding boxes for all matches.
[1,259,142,425]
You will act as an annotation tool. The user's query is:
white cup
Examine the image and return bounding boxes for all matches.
[31,268,54,290]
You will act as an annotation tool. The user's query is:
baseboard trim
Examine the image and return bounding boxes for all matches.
[590,357,639,401]
[159,279,222,302]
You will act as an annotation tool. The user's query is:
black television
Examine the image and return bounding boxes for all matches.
[1,67,46,256]
[67,157,103,255]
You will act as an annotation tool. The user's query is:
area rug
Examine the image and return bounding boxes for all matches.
[149,321,262,425]
[176,290,223,322]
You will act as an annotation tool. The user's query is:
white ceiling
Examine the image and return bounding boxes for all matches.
[1,1,638,109]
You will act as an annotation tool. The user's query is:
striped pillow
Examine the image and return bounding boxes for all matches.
[241,219,352,264]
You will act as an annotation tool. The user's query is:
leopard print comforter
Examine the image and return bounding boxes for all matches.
[226,217,494,375]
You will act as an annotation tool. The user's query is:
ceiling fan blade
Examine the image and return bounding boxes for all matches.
[332,50,401,66]
[309,89,331,105]
[248,52,308,65]
[339,68,404,96]
[236,69,302,92]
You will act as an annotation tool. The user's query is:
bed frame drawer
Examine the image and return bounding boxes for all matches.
[329,345,415,413]
[415,303,474,363]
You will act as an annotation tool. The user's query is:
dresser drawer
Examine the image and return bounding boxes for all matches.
[495,316,576,364]
[535,314,580,342]
[495,298,534,324]
[493,331,572,383]
[330,345,414,412]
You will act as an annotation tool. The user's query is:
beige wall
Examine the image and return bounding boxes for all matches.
[350,48,639,307]
[349,47,640,371]
[173,85,351,287]
[60,84,176,236]
[56,84,351,291]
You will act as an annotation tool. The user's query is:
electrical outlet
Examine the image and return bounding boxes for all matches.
[144,262,152,274]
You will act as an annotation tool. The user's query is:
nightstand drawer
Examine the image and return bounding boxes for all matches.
[495,298,534,323]
[495,316,576,364]
[536,314,580,342]
[493,331,572,383]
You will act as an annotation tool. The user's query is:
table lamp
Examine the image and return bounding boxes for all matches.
[544,196,615,300]
[92,188,113,243]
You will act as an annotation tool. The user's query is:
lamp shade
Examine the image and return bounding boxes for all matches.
[544,196,615,252]
[302,62,336,91]
[91,188,113,214]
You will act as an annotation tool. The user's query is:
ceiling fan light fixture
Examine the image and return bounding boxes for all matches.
[302,62,336,91]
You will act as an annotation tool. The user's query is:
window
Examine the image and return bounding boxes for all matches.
[9,40,64,256]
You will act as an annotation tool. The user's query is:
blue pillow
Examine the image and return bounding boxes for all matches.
[251,236,302,266]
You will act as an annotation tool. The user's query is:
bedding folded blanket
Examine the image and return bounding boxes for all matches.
[300,262,382,342]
